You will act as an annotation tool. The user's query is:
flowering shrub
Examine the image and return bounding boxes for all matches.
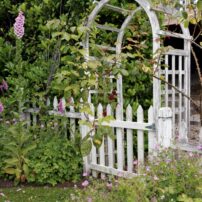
[144,149,202,201]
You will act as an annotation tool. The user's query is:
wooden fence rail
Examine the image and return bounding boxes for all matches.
[23,96,173,177]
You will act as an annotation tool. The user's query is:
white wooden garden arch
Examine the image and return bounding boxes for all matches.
[84,0,192,142]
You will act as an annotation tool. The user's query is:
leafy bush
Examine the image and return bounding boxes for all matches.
[0,123,36,184]
[28,134,82,186]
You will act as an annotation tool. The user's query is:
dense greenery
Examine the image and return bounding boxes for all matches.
[0,123,82,186]
[0,150,201,201]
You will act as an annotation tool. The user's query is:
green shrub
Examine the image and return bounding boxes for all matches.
[28,134,82,186]
[0,123,36,184]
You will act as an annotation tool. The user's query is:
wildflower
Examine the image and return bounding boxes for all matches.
[146,166,150,172]
[0,85,3,91]
[0,192,5,197]
[188,152,194,157]
[165,158,171,163]
[0,103,4,113]
[14,11,25,39]
[133,160,138,165]
[83,172,88,177]
[106,181,113,190]
[87,197,92,202]
[82,180,89,187]
[2,80,8,91]
[197,145,202,151]
[153,175,159,181]
[58,99,65,113]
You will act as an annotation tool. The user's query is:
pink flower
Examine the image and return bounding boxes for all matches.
[0,103,4,113]
[197,145,202,151]
[83,172,88,177]
[87,197,92,202]
[133,160,138,165]
[2,80,8,91]
[0,192,5,197]
[14,11,25,39]
[146,166,150,172]
[82,180,89,187]
[106,182,113,190]
[58,99,65,113]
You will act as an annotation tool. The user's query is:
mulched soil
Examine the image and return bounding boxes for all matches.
[0,178,84,189]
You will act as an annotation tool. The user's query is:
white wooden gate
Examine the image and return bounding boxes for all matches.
[84,0,191,144]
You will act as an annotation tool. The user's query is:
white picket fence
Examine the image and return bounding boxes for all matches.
[23,96,173,178]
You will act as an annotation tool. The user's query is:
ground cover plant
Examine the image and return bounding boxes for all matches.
[0,150,201,202]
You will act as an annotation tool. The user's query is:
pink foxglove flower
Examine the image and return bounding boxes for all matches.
[0,103,4,113]
[2,80,8,91]
[58,99,65,113]
[14,11,25,39]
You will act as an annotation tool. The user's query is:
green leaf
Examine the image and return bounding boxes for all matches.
[182,11,188,19]
[22,144,36,155]
[23,164,29,176]
[4,158,18,165]
[184,20,189,28]
[197,0,202,11]
[4,168,16,175]
[81,139,92,156]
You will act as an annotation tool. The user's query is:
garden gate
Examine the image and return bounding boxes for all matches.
[84,0,192,143]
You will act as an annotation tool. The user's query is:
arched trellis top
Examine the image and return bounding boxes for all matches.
[84,0,192,139]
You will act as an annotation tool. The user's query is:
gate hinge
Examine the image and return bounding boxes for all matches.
[146,123,156,131]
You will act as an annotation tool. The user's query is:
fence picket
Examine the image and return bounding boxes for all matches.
[107,104,114,169]
[148,106,155,159]
[46,97,51,107]
[97,103,105,178]
[62,97,67,137]
[137,105,144,167]
[116,104,124,171]
[70,97,76,139]
[90,103,97,177]
[53,96,58,111]
[126,104,133,172]
[81,112,90,173]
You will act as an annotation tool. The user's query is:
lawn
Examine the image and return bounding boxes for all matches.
[0,187,77,202]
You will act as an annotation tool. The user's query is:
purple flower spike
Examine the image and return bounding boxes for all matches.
[197,145,202,151]
[0,103,4,113]
[58,99,65,113]
[2,80,8,91]
[14,11,25,39]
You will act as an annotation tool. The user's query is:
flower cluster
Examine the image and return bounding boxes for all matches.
[58,99,65,113]
[0,102,4,113]
[0,80,8,92]
[14,11,25,39]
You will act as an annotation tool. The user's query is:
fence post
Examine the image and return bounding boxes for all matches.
[80,112,90,174]
[158,107,173,148]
